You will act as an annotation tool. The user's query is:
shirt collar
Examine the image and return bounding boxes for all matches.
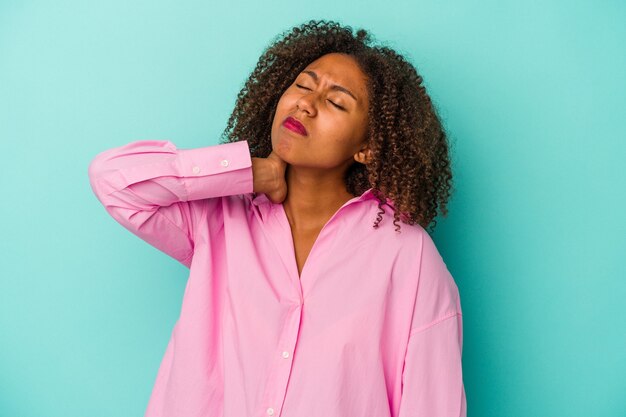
[248,187,379,207]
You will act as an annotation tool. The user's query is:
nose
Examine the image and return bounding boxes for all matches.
[295,91,318,117]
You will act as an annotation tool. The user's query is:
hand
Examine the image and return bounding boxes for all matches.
[252,151,288,204]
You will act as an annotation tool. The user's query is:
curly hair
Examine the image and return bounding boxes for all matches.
[219,19,454,234]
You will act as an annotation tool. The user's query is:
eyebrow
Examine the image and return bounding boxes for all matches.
[301,70,358,102]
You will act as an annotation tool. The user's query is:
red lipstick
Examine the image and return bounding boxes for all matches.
[283,116,308,136]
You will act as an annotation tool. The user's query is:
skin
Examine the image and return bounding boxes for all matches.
[266,52,374,276]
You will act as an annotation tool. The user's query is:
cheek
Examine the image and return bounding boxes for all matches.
[278,91,297,107]
[321,114,359,141]
[315,136,357,162]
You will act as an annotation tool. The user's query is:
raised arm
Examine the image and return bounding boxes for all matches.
[87,139,253,268]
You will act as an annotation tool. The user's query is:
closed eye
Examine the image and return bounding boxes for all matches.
[295,84,345,111]
[329,101,345,110]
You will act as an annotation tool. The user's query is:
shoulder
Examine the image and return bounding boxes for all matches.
[409,228,462,332]
[359,216,461,332]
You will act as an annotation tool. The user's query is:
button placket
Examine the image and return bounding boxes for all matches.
[259,302,302,417]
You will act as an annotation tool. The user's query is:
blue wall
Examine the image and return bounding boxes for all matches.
[1,1,624,415]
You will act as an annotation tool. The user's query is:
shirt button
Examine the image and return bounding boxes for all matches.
[266,407,275,415]
[282,351,290,358]
[220,159,229,167]
[192,166,200,174]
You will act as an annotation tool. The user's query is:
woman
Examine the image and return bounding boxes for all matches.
[89,19,466,417]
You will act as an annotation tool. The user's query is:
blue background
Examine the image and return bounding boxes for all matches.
[1,1,624,415]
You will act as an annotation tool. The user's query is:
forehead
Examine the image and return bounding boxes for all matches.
[303,53,369,92]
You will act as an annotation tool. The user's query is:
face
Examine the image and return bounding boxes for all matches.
[270,52,372,171]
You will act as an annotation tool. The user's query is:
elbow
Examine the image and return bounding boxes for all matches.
[88,153,102,185]
[87,149,114,199]
[88,148,110,180]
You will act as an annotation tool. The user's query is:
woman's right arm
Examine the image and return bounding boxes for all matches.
[87,139,254,268]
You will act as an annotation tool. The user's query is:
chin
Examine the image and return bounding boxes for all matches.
[272,146,292,164]
[272,134,295,158]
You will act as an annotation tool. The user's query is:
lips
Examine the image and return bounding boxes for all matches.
[283,116,308,136]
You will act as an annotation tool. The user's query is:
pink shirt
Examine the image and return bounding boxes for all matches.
[88,139,466,417]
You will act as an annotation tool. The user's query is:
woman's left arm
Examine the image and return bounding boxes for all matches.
[397,311,466,417]
[398,230,467,416]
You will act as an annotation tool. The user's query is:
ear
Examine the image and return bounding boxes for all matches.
[354,146,373,165]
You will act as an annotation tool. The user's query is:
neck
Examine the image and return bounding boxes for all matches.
[282,164,355,231]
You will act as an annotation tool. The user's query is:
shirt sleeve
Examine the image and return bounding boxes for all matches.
[397,313,466,417]
[87,139,253,268]
[397,230,467,416]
